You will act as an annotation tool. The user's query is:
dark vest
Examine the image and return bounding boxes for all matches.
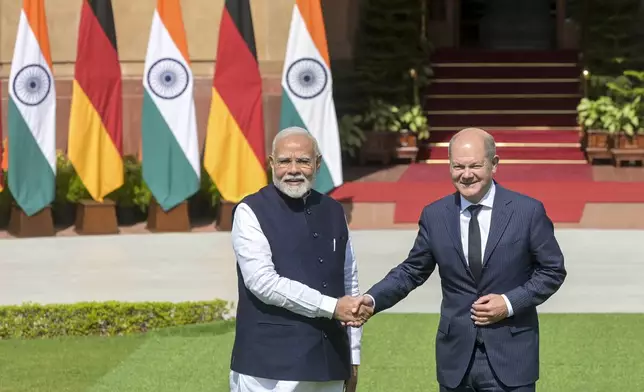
[230,184,351,382]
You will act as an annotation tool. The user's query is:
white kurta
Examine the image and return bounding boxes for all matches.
[229,202,362,392]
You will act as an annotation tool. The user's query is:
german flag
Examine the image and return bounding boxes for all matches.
[68,0,123,202]
[203,0,267,203]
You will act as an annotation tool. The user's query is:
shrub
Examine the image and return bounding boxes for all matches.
[0,299,232,339]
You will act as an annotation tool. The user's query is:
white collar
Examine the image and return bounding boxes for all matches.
[460,182,496,213]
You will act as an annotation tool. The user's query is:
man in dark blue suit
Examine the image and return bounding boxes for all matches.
[349,128,567,391]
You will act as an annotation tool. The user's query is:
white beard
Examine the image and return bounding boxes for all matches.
[273,172,316,199]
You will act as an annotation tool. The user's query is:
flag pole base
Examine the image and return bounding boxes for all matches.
[146,199,190,232]
[215,200,235,231]
[8,203,55,238]
[75,199,119,235]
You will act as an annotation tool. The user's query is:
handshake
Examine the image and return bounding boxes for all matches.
[333,295,374,327]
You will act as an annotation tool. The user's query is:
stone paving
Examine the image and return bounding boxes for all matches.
[2,229,643,314]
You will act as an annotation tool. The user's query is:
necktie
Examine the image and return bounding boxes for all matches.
[467,204,483,283]
[467,204,485,345]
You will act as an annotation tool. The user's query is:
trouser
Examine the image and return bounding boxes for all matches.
[439,343,536,392]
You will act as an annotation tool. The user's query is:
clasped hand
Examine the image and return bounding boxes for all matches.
[333,295,374,327]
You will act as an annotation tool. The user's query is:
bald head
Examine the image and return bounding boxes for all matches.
[448,127,499,203]
[448,128,496,162]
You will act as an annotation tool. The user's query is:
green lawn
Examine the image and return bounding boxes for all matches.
[0,314,642,391]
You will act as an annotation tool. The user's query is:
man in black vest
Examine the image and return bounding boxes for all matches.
[229,127,365,392]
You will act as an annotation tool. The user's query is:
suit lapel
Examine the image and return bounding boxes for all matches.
[483,186,514,265]
[443,193,473,280]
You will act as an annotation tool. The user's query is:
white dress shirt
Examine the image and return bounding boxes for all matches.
[460,183,513,316]
[229,202,362,392]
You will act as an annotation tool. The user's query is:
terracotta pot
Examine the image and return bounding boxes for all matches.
[616,134,638,149]
[398,131,417,147]
[637,134,644,147]
[586,129,611,149]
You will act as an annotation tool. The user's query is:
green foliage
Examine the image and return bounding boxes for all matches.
[0,300,231,340]
[107,156,140,208]
[605,70,644,103]
[576,0,644,75]
[577,96,616,130]
[358,98,431,139]
[579,69,644,136]
[199,167,221,207]
[338,114,367,158]
[66,173,91,203]
[54,151,75,205]
[390,104,430,140]
[353,0,433,108]
[578,95,641,135]
[362,99,397,132]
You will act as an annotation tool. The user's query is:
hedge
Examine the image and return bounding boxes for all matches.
[0,299,231,339]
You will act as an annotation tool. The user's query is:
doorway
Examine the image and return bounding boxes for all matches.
[458,0,556,49]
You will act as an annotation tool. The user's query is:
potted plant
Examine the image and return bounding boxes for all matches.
[108,155,141,225]
[338,114,366,165]
[133,179,152,216]
[0,171,12,229]
[358,99,398,165]
[189,167,220,222]
[390,104,430,144]
[52,151,76,227]
[605,96,641,149]
[578,96,615,150]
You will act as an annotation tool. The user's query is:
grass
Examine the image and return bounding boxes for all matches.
[0,314,642,391]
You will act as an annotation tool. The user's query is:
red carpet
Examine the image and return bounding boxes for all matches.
[331,180,644,224]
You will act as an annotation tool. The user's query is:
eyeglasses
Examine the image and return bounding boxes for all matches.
[272,156,318,169]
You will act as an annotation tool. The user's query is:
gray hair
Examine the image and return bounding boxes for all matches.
[447,131,496,161]
[272,127,321,157]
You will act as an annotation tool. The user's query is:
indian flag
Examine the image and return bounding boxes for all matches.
[279,0,342,193]
[142,0,199,211]
[8,0,56,216]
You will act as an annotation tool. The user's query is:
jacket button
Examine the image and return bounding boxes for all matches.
[323,333,328,339]
[318,257,323,263]
[322,281,327,288]
[306,208,311,215]
[313,232,319,238]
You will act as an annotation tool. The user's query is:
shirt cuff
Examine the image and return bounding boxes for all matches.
[317,295,338,319]
[501,294,514,317]
[351,347,360,365]
[365,294,376,310]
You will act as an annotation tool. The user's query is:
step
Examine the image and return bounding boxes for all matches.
[431,49,579,64]
[428,82,580,95]
[428,113,578,127]
[433,66,581,79]
[424,97,580,111]
[428,146,586,160]
[427,130,581,143]
[430,126,580,131]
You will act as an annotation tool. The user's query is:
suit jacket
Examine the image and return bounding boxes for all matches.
[365,184,566,388]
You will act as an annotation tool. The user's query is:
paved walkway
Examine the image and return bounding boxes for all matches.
[1,229,642,313]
